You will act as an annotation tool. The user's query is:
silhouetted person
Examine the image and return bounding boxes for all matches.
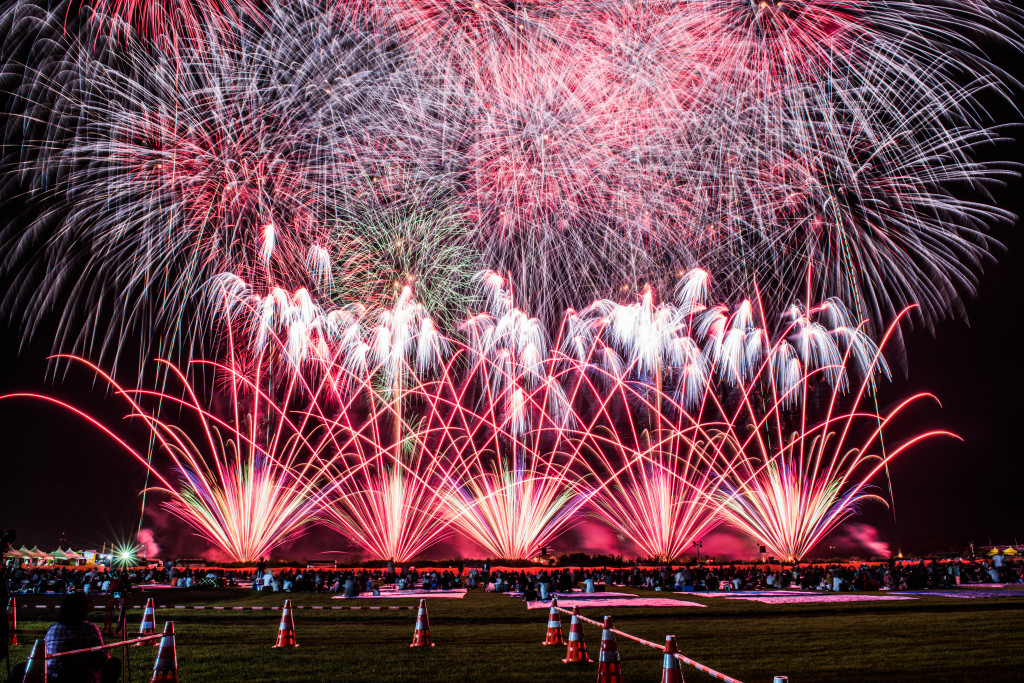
[7,592,122,683]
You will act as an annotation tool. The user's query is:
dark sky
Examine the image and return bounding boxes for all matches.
[1,10,1023,558]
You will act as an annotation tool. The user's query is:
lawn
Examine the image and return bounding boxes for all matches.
[7,587,1023,682]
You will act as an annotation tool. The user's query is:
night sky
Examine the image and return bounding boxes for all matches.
[1,11,1023,559]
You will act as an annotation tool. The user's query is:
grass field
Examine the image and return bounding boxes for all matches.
[7,587,1023,682]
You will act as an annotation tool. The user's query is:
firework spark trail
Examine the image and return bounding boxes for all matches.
[563,277,896,561]
[311,373,459,562]
[2,0,1020,368]
[677,0,1022,328]
[0,0,435,371]
[437,274,591,559]
[1,273,948,561]
[714,310,957,561]
[0,347,334,563]
[300,285,461,561]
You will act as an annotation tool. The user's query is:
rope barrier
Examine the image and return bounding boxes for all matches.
[16,603,414,611]
[45,633,163,659]
[555,606,745,683]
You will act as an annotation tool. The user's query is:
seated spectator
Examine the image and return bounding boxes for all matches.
[6,593,121,683]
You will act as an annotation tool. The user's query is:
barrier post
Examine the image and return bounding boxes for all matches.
[151,622,178,683]
[661,636,683,683]
[542,597,564,646]
[410,599,434,648]
[596,615,624,683]
[272,600,299,648]
[137,599,157,645]
[562,606,592,664]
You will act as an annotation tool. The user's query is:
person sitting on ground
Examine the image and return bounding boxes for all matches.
[6,592,122,683]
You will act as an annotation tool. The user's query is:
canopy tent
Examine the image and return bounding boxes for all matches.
[26,546,53,562]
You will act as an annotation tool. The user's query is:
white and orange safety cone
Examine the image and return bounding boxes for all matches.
[7,597,17,646]
[21,639,46,683]
[595,615,624,683]
[542,597,564,646]
[151,621,178,683]
[661,635,683,683]
[410,599,434,648]
[272,599,299,648]
[137,598,158,645]
[562,606,593,664]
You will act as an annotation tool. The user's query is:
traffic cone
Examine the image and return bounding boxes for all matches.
[151,621,178,683]
[542,597,564,645]
[137,598,158,645]
[410,599,434,647]
[661,635,683,683]
[562,606,593,664]
[272,600,298,648]
[595,615,624,683]
[21,639,46,683]
[7,597,17,646]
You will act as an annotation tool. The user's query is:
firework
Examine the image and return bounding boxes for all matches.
[0,344,331,562]
[714,313,955,561]
[580,415,728,563]
[327,201,480,326]
[0,0,419,370]
[307,286,459,560]
[315,377,458,562]
[440,279,590,558]
[567,278,895,560]
[2,0,1017,366]
[110,541,143,568]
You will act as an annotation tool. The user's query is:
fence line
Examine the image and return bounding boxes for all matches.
[45,633,163,659]
[16,603,414,611]
[555,606,745,683]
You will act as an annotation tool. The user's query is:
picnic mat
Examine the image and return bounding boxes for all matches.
[331,589,467,599]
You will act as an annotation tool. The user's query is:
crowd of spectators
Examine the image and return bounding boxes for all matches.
[3,554,1020,598]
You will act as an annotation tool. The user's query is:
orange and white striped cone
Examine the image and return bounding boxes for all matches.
[661,635,683,683]
[137,598,158,646]
[542,597,564,645]
[410,599,434,648]
[562,606,593,664]
[151,621,178,683]
[272,599,298,648]
[7,597,17,646]
[21,639,47,683]
[595,615,624,683]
